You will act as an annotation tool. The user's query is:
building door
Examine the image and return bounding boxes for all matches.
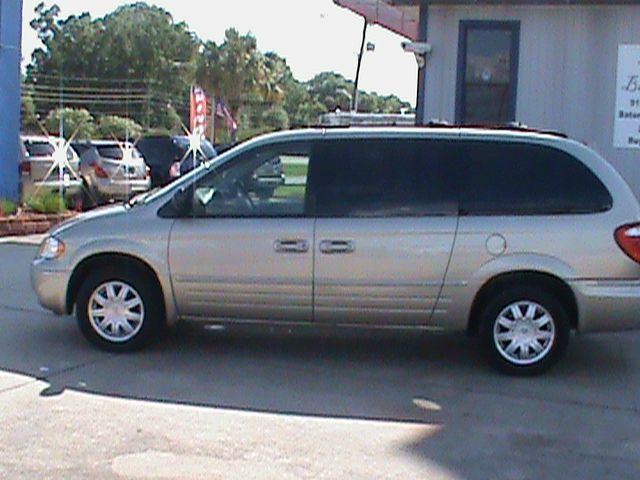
[456,21,520,124]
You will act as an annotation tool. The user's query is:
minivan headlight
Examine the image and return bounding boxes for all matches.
[38,236,66,260]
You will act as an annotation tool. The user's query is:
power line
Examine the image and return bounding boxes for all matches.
[23,83,149,94]
[27,73,154,84]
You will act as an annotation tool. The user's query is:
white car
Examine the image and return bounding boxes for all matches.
[20,135,82,202]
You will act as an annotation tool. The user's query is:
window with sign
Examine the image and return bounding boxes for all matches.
[456,21,520,125]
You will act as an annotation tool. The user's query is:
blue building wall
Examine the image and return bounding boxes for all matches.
[0,0,23,201]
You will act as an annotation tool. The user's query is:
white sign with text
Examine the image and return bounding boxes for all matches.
[614,44,640,149]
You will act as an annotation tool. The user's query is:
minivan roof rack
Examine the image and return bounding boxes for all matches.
[425,120,567,138]
[314,121,567,138]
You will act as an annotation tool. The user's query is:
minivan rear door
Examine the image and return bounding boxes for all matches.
[310,137,459,326]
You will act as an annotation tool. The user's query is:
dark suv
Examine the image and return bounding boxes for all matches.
[136,135,218,187]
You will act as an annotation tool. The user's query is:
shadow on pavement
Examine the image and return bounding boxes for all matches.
[1,256,639,480]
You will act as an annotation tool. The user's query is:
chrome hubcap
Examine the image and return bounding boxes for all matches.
[493,301,555,366]
[88,281,144,343]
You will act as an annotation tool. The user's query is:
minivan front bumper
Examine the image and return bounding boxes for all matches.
[571,279,640,332]
[31,258,70,315]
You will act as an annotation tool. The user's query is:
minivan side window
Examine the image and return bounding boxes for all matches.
[186,141,311,218]
[309,139,458,217]
[457,141,613,215]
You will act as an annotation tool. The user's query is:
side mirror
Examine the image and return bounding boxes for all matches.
[195,186,215,206]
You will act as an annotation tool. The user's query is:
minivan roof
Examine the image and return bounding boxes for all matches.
[255,126,570,144]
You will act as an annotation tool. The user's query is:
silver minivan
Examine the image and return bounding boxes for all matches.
[31,127,640,374]
[73,140,151,206]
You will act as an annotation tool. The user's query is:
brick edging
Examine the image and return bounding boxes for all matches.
[0,212,77,237]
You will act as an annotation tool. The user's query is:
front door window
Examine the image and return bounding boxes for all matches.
[189,142,310,218]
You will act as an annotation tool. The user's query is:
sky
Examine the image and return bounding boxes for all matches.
[20,0,418,105]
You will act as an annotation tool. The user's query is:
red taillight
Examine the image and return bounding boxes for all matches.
[615,223,640,264]
[19,161,31,176]
[92,162,109,179]
[146,166,151,178]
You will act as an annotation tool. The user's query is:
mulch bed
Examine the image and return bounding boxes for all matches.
[0,212,77,237]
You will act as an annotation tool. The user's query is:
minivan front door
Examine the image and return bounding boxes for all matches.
[168,141,314,323]
[310,138,459,326]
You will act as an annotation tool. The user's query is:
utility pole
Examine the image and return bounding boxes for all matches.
[352,17,368,112]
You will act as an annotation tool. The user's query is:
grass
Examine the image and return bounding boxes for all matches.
[282,163,308,178]
[273,185,306,199]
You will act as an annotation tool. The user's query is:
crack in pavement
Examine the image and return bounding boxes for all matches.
[0,304,47,315]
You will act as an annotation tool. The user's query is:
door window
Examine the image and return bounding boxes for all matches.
[456,21,520,124]
[309,139,458,217]
[188,142,311,217]
[457,141,613,215]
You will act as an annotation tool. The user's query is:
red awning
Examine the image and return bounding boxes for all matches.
[334,0,420,40]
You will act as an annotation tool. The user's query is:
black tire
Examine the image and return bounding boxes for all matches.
[76,266,164,352]
[80,182,98,211]
[479,285,570,375]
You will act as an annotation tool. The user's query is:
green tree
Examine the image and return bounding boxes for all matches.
[27,2,198,129]
[261,106,289,131]
[21,92,41,133]
[196,29,263,117]
[97,115,143,140]
[302,71,412,115]
[45,108,96,139]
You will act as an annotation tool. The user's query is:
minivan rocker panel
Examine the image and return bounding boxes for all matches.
[31,127,640,375]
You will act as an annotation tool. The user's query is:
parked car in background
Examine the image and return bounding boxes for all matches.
[20,135,82,202]
[136,135,218,188]
[32,127,640,375]
[72,140,151,207]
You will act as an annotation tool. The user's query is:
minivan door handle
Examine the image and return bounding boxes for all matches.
[274,239,310,254]
[319,240,356,255]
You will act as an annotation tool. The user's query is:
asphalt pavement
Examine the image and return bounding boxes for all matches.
[0,243,639,479]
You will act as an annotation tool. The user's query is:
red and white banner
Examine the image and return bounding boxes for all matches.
[190,85,209,136]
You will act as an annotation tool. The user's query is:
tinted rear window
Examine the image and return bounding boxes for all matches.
[96,145,141,161]
[309,139,458,217]
[457,141,613,215]
[24,142,55,157]
[174,137,217,159]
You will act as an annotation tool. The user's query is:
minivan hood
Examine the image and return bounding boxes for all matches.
[50,204,128,237]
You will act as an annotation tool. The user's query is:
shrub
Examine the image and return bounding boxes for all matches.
[0,199,17,216]
[45,108,96,140]
[27,191,68,214]
[97,115,144,140]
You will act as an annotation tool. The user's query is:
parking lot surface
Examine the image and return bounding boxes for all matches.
[0,243,639,479]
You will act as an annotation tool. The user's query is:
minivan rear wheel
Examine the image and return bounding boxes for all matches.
[480,286,570,375]
[76,268,162,351]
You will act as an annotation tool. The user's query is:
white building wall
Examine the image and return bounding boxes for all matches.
[424,5,640,197]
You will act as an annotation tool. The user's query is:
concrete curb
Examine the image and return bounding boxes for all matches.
[0,234,47,246]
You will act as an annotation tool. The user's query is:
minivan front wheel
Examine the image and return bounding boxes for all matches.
[76,268,162,351]
[480,287,570,375]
